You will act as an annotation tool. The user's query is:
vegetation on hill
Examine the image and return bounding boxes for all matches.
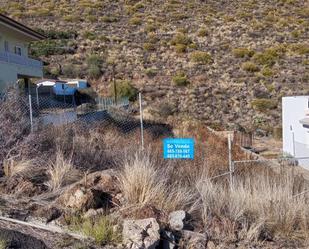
[1,0,309,131]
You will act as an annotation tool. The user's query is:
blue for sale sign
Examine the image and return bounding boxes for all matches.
[163,138,195,159]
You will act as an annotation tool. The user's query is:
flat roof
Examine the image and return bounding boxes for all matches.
[0,14,45,40]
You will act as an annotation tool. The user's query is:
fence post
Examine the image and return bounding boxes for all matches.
[228,133,233,189]
[28,94,33,133]
[292,131,296,158]
[139,92,144,150]
[36,85,40,107]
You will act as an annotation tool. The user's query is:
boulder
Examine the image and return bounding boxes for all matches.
[168,210,192,231]
[62,186,113,211]
[123,218,160,249]
[58,170,120,211]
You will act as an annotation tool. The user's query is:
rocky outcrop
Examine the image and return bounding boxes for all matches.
[123,218,160,249]
[168,210,192,231]
[57,170,120,211]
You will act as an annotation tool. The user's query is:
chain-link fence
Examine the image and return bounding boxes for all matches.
[1,88,309,198]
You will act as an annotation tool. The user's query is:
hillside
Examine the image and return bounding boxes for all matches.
[1,0,309,132]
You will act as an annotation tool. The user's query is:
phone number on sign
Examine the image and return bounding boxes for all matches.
[167,149,190,154]
[166,154,191,159]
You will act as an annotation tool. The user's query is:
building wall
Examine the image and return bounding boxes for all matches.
[0,61,43,92]
[0,25,31,55]
[0,23,43,92]
[53,83,76,95]
[282,96,309,170]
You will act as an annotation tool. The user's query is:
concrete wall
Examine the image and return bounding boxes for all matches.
[0,61,43,91]
[282,96,309,170]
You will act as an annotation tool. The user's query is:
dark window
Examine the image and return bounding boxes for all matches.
[4,41,9,52]
[14,46,22,56]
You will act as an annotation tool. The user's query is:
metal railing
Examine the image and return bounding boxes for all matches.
[0,51,42,68]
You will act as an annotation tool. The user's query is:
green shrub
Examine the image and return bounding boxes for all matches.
[86,54,102,67]
[111,80,138,101]
[188,43,198,50]
[145,23,157,32]
[232,48,255,58]
[63,15,80,22]
[133,2,144,11]
[175,44,187,53]
[62,63,79,78]
[86,15,97,23]
[253,46,286,66]
[30,40,71,57]
[170,33,191,46]
[101,15,118,23]
[242,62,260,72]
[173,72,190,86]
[171,13,189,21]
[87,65,101,79]
[302,73,309,83]
[303,59,309,65]
[289,43,309,55]
[36,29,77,39]
[86,54,103,79]
[197,28,208,37]
[298,7,309,17]
[145,68,158,78]
[71,216,121,245]
[143,43,156,51]
[261,67,273,77]
[251,98,277,111]
[129,16,142,25]
[190,51,212,64]
[146,33,159,44]
[82,31,97,40]
[291,30,301,38]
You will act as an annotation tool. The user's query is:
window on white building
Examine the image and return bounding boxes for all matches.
[14,46,22,56]
[4,41,9,52]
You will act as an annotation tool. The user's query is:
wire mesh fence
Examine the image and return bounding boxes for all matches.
[1,88,309,198]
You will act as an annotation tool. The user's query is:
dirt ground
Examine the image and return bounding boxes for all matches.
[253,136,283,158]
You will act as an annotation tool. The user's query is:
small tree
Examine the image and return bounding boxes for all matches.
[86,54,103,79]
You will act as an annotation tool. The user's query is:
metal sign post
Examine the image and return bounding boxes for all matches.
[228,133,234,189]
[28,94,33,133]
[139,92,144,150]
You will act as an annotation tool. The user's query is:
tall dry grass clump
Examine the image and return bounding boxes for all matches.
[196,170,309,242]
[46,151,80,191]
[3,158,35,178]
[118,152,195,213]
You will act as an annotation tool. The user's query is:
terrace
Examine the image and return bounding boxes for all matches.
[0,51,42,69]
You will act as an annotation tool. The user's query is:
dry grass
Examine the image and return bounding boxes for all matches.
[3,158,35,177]
[196,170,309,242]
[46,151,81,191]
[118,152,195,213]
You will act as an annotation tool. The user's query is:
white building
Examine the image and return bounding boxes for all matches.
[282,96,309,170]
[0,14,45,92]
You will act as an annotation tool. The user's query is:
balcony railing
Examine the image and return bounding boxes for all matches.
[0,51,42,69]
